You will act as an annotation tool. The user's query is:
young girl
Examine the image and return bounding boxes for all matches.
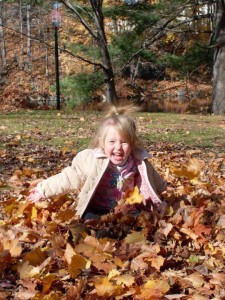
[28,105,167,219]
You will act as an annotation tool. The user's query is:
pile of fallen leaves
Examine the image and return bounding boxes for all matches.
[0,146,225,300]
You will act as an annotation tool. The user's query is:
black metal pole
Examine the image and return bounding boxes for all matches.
[54,26,60,110]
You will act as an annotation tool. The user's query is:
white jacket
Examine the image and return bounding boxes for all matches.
[39,149,167,217]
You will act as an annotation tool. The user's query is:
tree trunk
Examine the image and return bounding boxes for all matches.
[19,0,24,66]
[26,4,32,71]
[45,28,49,77]
[0,1,6,69]
[212,0,225,115]
[90,0,117,105]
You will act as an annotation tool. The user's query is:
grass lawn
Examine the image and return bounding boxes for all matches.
[0,110,224,151]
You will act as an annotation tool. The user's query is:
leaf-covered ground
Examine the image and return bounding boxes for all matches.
[0,112,225,300]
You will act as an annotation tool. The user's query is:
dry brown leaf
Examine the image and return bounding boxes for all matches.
[68,254,91,279]
[124,231,146,244]
[136,279,170,299]
[2,239,22,257]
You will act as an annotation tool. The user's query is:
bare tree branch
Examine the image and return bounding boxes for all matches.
[0,23,104,69]
[60,0,98,39]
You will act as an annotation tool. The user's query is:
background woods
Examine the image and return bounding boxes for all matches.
[0,0,225,114]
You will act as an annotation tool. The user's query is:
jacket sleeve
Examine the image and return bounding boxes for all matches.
[39,150,88,198]
[146,160,167,195]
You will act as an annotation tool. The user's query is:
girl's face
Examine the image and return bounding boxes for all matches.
[103,127,132,166]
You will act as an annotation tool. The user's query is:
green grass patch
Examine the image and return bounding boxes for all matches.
[0,110,224,152]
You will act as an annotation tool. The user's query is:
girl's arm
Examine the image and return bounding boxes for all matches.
[27,150,89,201]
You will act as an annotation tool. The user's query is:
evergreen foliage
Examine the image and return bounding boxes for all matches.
[162,43,213,75]
[60,72,104,108]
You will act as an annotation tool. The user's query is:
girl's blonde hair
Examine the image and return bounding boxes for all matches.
[90,104,142,152]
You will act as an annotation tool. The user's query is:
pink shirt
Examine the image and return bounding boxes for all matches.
[89,155,137,210]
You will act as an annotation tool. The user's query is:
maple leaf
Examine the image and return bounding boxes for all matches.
[64,243,75,265]
[136,279,170,299]
[180,228,199,242]
[187,272,205,289]
[171,158,202,180]
[193,223,211,244]
[55,208,76,223]
[108,269,121,280]
[2,239,22,257]
[63,279,86,300]
[23,247,46,266]
[94,276,122,297]
[124,186,143,205]
[147,255,165,271]
[31,206,37,220]
[18,257,51,279]
[0,291,11,299]
[115,274,135,287]
[14,289,36,300]
[42,273,57,294]
[124,231,146,244]
[210,272,225,286]
[158,220,173,238]
[0,251,11,275]
[68,254,91,279]
[64,242,91,276]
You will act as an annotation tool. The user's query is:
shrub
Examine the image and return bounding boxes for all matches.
[60,72,104,109]
[162,43,213,76]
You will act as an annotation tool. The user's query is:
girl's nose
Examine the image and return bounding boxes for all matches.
[115,142,122,150]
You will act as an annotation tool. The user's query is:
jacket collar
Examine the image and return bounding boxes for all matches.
[134,149,151,160]
[93,148,108,158]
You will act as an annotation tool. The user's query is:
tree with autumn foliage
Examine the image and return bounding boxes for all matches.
[58,0,218,109]
[60,0,118,105]
[1,0,225,113]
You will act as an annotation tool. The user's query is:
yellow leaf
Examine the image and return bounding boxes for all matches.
[94,277,120,297]
[31,206,37,220]
[124,186,143,205]
[171,158,202,180]
[108,269,121,280]
[138,279,170,299]
[115,274,135,287]
[166,205,174,217]
[144,279,170,293]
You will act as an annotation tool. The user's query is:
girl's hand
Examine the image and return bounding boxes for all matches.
[27,187,44,203]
